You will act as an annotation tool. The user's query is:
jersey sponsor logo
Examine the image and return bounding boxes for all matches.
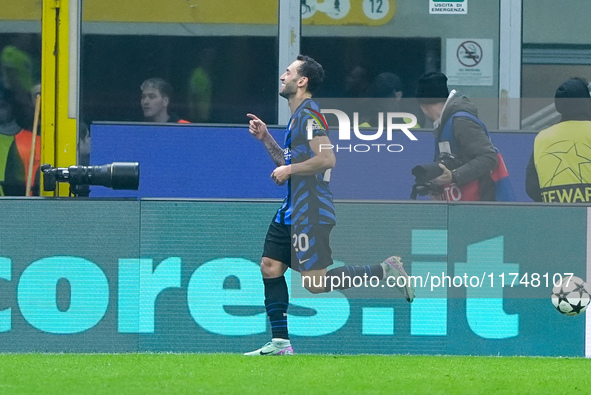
[283,147,291,162]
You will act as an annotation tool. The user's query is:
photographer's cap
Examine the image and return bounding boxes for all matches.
[416,72,449,104]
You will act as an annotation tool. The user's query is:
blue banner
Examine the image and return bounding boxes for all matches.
[89,123,535,201]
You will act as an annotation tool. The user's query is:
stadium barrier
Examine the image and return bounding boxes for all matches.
[89,123,535,202]
[0,198,587,356]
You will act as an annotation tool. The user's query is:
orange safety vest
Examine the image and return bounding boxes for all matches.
[14,129,41,196]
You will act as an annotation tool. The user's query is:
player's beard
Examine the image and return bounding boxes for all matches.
[279,80,297,99]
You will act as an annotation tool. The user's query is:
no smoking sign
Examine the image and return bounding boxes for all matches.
[457,41,482,67]
[446,38,492,86]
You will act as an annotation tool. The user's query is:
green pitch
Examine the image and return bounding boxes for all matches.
[0,354,588,394]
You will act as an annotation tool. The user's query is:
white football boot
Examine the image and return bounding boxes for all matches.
[244,338,294,356]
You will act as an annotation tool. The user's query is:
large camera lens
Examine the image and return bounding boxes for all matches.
[110,162,140,189]
[61,162,139,190]
[41,162,140,196]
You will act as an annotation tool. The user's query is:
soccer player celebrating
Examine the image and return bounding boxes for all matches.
[245,55,414,356]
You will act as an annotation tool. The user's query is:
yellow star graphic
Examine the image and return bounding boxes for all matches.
[544,142,591,185]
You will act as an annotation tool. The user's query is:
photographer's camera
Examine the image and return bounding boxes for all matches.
[411,152,462,199]
[41,162,140,196]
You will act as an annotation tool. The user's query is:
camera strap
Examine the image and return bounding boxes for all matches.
[438,111,486,155]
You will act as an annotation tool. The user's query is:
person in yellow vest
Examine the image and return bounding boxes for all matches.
[526,78,591,203]
[188,48,214,123]
[0,82,40,196]
[1,44,36,132]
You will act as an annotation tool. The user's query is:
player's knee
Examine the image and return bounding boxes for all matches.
[260,257,284,278]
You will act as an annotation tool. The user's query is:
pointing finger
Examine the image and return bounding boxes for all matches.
[247,113,260,121]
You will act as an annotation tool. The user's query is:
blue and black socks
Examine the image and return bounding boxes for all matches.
[263,276,289,340]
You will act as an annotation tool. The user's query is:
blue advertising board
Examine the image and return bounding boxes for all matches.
[89,123,535,201]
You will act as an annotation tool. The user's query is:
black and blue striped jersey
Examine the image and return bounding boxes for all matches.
[274,99,336,226]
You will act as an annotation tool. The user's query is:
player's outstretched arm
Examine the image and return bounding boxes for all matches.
[247,113,285,167]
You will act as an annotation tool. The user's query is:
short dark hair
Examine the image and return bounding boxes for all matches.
[141,78,173,99]
[296,55,324,95]
[369,72,403,98]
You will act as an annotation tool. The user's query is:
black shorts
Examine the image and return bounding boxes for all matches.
[262,219,334,272]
